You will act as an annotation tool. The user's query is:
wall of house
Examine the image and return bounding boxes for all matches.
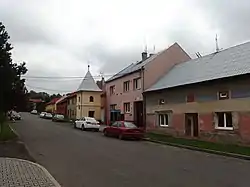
[45,104,54,113]
[105,71,143,123]
[67,96,76,119]
[76,91,102,120]
[56,101,67,116]
[105,43,190,124]
[144,43,191,90]
[145,76,250,143]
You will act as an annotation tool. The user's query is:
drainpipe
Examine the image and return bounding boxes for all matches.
[141,66,146,130]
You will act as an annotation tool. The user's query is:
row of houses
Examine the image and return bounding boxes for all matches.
[46,41,250,144]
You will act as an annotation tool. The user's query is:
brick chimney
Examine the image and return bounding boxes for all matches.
[142,52,147,61]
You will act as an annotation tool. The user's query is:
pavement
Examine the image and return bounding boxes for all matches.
[10,112,250,187]
[0,157,60,187]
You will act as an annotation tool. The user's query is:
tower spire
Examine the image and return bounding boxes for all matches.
[88,64,90,71]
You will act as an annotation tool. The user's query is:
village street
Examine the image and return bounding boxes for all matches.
[12,113,250,187]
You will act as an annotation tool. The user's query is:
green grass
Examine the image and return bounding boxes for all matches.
[146,132,250,156]
[0,123,17,141]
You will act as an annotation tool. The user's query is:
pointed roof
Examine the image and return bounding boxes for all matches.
[77,68,102,92]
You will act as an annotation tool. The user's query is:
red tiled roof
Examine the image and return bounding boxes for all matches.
[46,98,61,105]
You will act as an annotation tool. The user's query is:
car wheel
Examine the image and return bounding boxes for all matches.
[95,129,99,132]
[103,130,108,136]
[81,124,86,131]
[118,133,123,140]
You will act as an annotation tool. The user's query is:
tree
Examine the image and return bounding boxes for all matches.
[0,22,28,123]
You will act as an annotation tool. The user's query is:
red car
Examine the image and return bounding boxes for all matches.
[103,121,144,140]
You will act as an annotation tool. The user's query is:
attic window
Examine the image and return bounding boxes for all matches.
[186,94,195,102]
[159,99,165,105]
[218,91,229,100]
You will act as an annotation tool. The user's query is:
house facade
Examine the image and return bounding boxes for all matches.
[105,43,191,126]
[145,41,250,144]
[67,93,77,120]
[45,98,60,113]
[55,96,68,116]
[76,66,102,120]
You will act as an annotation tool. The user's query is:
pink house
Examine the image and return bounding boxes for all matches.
[105,43,191,126]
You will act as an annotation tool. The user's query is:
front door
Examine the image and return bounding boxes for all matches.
[185,113,199,137]
[134,101,143,127]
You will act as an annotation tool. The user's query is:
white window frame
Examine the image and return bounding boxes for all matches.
[123,81,130,92]
[133,78,141,90]
[215,112,233,130]
[158,114,169,127]
[124,102,130,113]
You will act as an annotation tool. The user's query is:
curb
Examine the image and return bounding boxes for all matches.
[3,158,61,187]
[144,138,250,161]
[9,124,36,162]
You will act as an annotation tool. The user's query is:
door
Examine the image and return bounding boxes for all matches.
[108,122,118,135]
[185,113,199,137]
[134,101,143,127]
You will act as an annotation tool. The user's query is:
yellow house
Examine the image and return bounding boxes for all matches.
[45,98,60,113]
[76,66,102,120]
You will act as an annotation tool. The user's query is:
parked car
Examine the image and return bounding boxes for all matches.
[44,112,53,119]
[103,121,144,140]
[10,111,21,120]
[39,112,47,118]
[31,110,38,114]
[52,114,65,122]
[74,117,100,131]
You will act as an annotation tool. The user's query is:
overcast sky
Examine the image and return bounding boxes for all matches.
[1,0,250,94]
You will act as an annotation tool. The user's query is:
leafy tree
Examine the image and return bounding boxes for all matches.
[0,22,27,124]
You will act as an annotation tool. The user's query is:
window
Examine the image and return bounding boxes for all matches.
[158,114,169,127]
[78,106,80,110]
[78,97,81,102]
[187,94,195,102]
[158,99,165,105]
[216,112,233,130]
[123,81,130,92]
[89,96,94,102]
[133,78,141,90]
[110,86,115,95]
[218,91,229,100]
[111,122,118,127]
[124,102,130,113]
[88,111,95,117]
[110,104,116,110]
[124,122,137,128]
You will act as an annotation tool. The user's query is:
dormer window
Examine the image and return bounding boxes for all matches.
[218,91,229,100]
[159,99,165,105]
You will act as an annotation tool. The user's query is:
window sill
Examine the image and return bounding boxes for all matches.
[125,112,131,114]
[159,125,169,128]
[215,127,233,131]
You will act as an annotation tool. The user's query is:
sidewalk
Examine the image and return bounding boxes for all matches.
[0,157,61,187]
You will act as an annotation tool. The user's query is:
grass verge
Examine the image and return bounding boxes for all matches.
[146,132,250,156]
[0,123,17,141]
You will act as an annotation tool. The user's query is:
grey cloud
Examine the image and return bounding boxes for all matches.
[196,0,250,46]
[82,42,142,75]
[0,5,55,45]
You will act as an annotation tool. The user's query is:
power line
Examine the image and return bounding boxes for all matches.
[26,84,73,93]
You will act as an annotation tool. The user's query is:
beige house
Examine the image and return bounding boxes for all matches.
[76,66,102,120]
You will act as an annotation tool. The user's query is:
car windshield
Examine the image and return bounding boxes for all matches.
[124,122,137,128]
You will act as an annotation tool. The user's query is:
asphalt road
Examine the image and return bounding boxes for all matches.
[12,113,250,187]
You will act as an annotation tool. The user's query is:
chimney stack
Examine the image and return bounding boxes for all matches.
[142,52,147,61]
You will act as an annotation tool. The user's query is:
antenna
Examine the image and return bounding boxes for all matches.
[153,45,156,53]
[215,34,219,52]
[87,64,90,71]
[144,44,148,53]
